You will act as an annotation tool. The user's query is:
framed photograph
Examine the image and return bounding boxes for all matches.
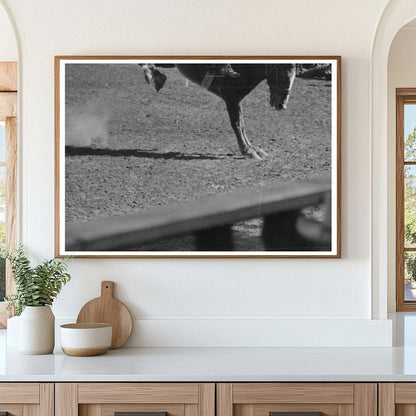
[55,56,341,258]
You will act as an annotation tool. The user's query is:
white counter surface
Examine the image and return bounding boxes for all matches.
[2,346,416,382]
[1,313,416,382]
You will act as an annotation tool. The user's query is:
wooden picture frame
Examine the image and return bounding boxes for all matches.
[55,56,341,258]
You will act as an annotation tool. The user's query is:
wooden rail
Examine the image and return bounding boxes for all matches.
[66,178,331,252]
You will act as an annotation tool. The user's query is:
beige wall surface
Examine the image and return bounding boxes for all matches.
[0,0,395,347]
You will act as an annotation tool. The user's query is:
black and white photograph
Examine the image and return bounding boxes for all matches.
[55,57,341,257]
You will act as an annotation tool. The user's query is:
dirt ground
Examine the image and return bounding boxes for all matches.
[64,64,332,251]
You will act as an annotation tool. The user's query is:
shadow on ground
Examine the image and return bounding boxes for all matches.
[65,146,232,161]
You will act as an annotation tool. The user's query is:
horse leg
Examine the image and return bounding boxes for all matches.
[141,64,167,92]
[226,101,267,159]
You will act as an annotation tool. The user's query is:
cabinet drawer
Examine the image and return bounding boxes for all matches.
[78,383,200,404]
[218,383,376,416]
[0,383,39,403]
[56,383,215,416]
[0,383,53,415]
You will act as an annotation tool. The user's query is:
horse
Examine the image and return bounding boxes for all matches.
[143,63,296,160]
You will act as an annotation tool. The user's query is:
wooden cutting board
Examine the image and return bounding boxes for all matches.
[76,281,133,349]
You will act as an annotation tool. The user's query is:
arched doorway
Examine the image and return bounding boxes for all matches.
[371,1,416,318]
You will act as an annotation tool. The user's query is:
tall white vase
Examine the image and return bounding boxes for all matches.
[19,306,55,354]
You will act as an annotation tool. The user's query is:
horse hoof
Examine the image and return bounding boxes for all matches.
[256,148,268,158]
[246,149,263,160]
[154,72,167,92]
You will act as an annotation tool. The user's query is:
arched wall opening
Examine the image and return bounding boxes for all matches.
[372,1,416,318]
[387,19,416,313]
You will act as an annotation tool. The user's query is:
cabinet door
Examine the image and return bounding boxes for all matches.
[379,383,416,416]
[217,383,377,416]
[55,383,215,416]
[0,383,53,416]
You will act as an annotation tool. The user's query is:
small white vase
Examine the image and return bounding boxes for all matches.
[19,306,55,354]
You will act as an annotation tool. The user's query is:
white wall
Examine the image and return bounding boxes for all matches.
[0,3,16,61]
[0,0,393,347]
[387,26,416,312]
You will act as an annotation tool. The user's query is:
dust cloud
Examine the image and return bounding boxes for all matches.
[65,101,110,147]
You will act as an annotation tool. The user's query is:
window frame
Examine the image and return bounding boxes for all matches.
[0,62,17,327]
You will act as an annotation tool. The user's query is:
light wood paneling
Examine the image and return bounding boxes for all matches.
[80,404,101,416]
[78,383,199,404]
[4,383,52,416]
[217,384,233,416]
[185,403,199,416]
[54,381,381,416]
[380,383,395,416]
[395,384,416,403]
[55,383,78,416]
[397,405,416,416]
[23,404,39,416]
[0,383,39,403]
[93,403,185,416]
[252,403,339,416]
[39,383,54,416]
[0,62,17,91]
[354,384,377,416]
[338,404,354,416]
[0,92,16,120]
[199,384,215,416]
[234,404,254,416]
[233,383,354,404]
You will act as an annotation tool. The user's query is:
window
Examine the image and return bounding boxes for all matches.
[0,62,17,326]
[396,89,416,310]
[0,122,6,300]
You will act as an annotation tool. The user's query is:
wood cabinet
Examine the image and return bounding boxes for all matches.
[1,381,411,416]
[217,383,377,416]
[0,383,53,416]
[55,383,215,416]
[379,383,416,416]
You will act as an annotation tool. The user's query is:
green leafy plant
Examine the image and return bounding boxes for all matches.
[3,246,71,316]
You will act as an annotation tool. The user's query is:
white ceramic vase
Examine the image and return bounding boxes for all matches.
[19,306,55,354]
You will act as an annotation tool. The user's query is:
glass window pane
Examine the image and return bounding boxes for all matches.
[405,104,416,161]
[405,252,416,301]
[405,165,416,247]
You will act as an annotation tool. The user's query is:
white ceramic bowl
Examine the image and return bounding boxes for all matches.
[60,323,112,356]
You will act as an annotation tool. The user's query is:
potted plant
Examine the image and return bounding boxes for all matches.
[4,246,71,354]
